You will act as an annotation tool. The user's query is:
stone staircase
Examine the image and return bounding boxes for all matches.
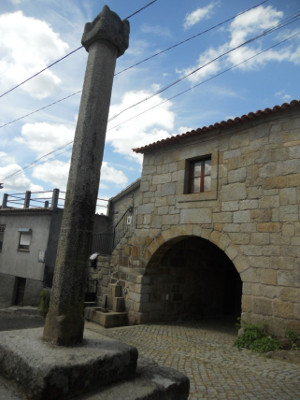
[85,282,128,328]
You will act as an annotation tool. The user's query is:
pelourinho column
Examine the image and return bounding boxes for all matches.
[43,6,129,345]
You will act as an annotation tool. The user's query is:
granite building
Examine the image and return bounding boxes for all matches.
[93,100,300,337]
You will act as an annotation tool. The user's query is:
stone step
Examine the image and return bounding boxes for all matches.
[0,328,137,400]
[0,306,40,316]
[76,357,190,399]
[85,307,128,328]
[0,358,189,400]
[0,329,189,400]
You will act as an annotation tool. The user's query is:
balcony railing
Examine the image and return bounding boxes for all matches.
[113,206,133,249]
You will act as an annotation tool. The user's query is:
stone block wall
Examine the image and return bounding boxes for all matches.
[98,108,300,337]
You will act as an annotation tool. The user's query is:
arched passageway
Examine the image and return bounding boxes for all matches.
[142,236,242,323]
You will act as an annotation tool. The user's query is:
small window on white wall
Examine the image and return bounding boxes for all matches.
[18,228,32,251]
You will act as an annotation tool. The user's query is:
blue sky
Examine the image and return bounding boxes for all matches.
[0,0,299,212]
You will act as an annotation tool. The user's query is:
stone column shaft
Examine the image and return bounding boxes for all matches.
[43,6,129,345]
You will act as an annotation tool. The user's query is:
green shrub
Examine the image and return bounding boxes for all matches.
[39,288,51,317]
[249,336,282,353]
[234,323,281,353]
[234,323,265,349]
[286,329,300,350]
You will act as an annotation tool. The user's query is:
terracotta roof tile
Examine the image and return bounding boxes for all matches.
[133,99,300,154]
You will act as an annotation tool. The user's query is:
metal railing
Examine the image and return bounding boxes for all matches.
[1,189,109,213]
[91,233,113,255]
[1,189,64,209]
[113,206,134,249]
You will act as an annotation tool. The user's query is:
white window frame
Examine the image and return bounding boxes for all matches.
[18,228,32,251]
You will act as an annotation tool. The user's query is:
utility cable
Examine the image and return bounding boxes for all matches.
[1,30,298,183]
[0,0,273,130]
[0,0,159,100]
[0,46,83,99]
[109,11,300,122]
[111,31,300,134]
[125,0,158,19]
[1,141,74,181]
[0,91,81,129]
[115,0,270,76]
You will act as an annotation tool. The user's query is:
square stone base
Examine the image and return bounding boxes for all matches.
[0,328,138,400]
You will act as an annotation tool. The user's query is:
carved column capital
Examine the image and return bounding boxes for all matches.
[81,5,130,57]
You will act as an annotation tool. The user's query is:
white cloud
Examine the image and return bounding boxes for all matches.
[101,162,128,186]
[141,24,172,39]
[289,35,300,65]
[184,3,215,30]
[180,5,300,84]
[178,45,226,83]
[229,6,283,47]
[275,90,292,102]
[226,5,284,67]
[0,152,16,165]
[0,11,69,99]
[107,89,175,162]
[15,122,75,157]
[31,159,127,192]
[0,162,43,194]
[32,160,70,190]
[227,8,300,69]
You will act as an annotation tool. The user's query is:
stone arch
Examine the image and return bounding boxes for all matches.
[136,226,248,324]
[144,225,249,276]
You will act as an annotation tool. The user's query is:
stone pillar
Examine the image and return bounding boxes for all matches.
[43,6,129,345]
[24,191,31,208]
[51,188,60,211]
[1,193,8,208]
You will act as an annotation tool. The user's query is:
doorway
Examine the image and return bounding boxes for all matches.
[14,277,26,305]
[142,236,242,323]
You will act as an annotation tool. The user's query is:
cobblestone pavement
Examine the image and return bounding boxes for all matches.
[86,320,300,400]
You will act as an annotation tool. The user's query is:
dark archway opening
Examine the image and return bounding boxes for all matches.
[143,236,242,323]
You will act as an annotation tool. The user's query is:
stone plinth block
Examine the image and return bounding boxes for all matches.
[113,297,125,312]
[94,310,128,328]
[111,283,122,298]
[0,357,190,400]
[0,328,137,400]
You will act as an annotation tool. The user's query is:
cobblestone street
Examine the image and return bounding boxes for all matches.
[86,320,300,400]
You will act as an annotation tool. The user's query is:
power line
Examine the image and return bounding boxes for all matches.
[2,14,299,182]
[109,31,300,133]
[0,0,159,101]
[1,141,74,181]
[125,0,158,19]
[1,30,298,183]
[115,0,270,76]
[0,91,82,129]
[0,46,83,99]
[109,11,300,122]
[0,0,274,130]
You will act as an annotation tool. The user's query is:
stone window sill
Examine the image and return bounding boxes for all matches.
[177,190,218,203]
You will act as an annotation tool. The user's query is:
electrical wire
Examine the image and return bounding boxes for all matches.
[0,0,159,101]
[0,0,274,130]
[1,30,298,183]
[109,31,300,134]
[0,46,83,99]
[1,141,74,181]
[108,11,300,122]
[0,91,82,129]
[115,0,270,76]
[125,0,158,19]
